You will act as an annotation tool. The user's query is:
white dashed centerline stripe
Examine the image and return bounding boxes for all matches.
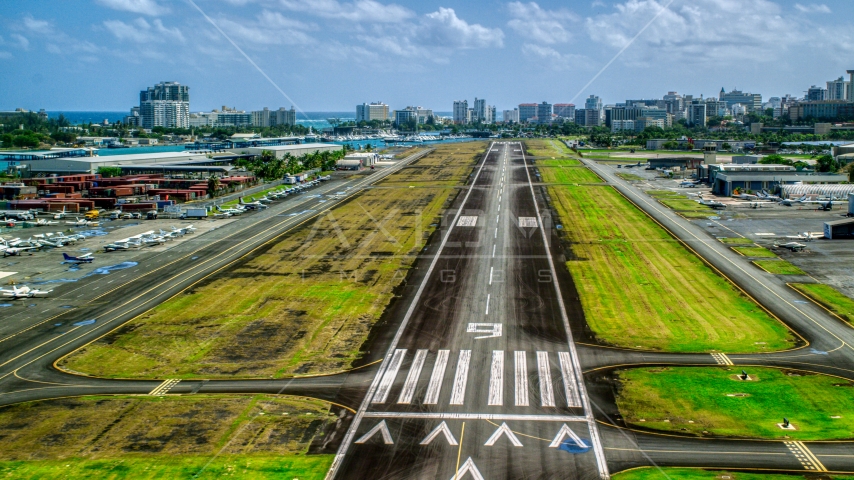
[424,349,450,405]
[492,244,496,258]
[488,350,504,406]
[537,351,556,407]
[489,267,494,285]
[449,350,471,406]
[485,294,490,315]
[397,349,427,404]
[515,351,529,406]
[371,349,406,404]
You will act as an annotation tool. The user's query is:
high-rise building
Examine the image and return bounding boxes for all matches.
[472,98,486,123]
[553,104,576,120]
[502,108,520,123]
[488,105,497,124]
[584,95,602,112]
[453,100,469,124]
[139,81,190,129]
[827,76,850,101]
[536,102,553,124]
[518,103,538,123]
[252,107,296,127]
[575,109,601,127]
[687,100,707,126]
[356,102,389,122]
[719,88,762,112]
[806,85,827,101]
[848,70,854,102]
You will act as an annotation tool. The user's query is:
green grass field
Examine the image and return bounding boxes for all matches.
[547,186,793,352]
[754,260,806,275]
[614,467,854,480]
[732,247,777,258]
[616,173,644,181]
[538,166,602,184]
[536,158,583,166]
[525,139,576,158]
[0,455,333,480]
[645,190,718,218]
[0,395,335,479]
[791,283,854,324]
[61,143,481,379]
[616,366,854,440]
[718,237,754,245]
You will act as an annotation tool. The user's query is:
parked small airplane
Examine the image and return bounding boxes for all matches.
[0,285,53,299]
[216,205,244,215]
[63,252,95,264]
[53,206,70,220]
[779,195,808,206]
[65,218,95,227]
[239,197,268,209]
[680,181,698,188]
[775,242,807,252]
[785,232,823,242]
[697,199,727,209]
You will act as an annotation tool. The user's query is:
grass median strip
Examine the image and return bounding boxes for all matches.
[61,143,481,379]
[791,283,854,324]
[614,468,854,480]
[718,237,754,245]
[547,185,794,352]
[616,173,643,181]
[754,260,806,275]
[614,366,854,440]
[537,166,602,184]
[732,246,777,258]
[0,395,334,479]
[647,190,718,219]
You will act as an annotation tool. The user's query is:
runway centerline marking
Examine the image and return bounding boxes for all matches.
[485,294,490,315]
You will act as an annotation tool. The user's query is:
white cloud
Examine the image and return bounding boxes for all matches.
[46,44,62,54]
[0,51,12,59]
[794,3,831,13]
[95,0,169,16]
[507,2,578,45]
[216,11,315,46]
[103,17,185,43]
[416,7,504,49]
[584,0,794,64]
[10,33,29,49]
[591,0,606,7]
[278,0,413,23]
[23,16,52,35]
[521,43,586,70]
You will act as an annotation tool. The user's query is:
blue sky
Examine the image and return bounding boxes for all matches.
[1,0,852,113]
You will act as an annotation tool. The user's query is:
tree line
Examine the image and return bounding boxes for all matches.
[234,149,346,180]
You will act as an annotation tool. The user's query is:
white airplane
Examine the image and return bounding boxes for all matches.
[239,197,268,209]
[30,218,60,226]
[0,285,53,299]
[779,195,808,206]
[216,205,244,215]
[63,252,94,264]
[785,232,823,242]
[65,218,93,227]
[171,225,195,236]
[679,181,698,188]
[775,242,807,252]
[53,206,71,220]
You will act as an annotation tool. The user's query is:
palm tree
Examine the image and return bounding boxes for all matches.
[207,176,221,196]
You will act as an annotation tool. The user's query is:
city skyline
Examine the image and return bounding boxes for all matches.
[1,0,853,112]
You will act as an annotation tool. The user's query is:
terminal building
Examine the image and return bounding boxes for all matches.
[698,163,849,197]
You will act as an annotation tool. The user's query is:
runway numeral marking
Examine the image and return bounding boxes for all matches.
[372,349,406,404]
[537,351,556,407]
[467,323,502,339]
[148,379,180,396]
[515,351,529,406]
[711,353,734,365]
[518,217,538,228]
[488,350,504,406]
[397,349,428,404]
[457,216,478,227]
[424,350,450,405]
[449,350,471,405]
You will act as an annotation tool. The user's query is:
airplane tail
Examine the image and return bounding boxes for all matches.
[239,197,245,204]
[63,253,72,260]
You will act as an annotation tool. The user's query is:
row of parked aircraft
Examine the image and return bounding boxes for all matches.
[1,232,87,257]
[216,180,325,216]
[103,225,195,252]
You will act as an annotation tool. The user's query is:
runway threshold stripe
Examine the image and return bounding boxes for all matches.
[537,351,555,407]
[424,350,450,405]
[148,379,180,396]
[449,350,471,405]
[371,349,406,404]
[397,349,427,404]
[488,350,504,406]
[515,351,529,406]
[559,352,582,407]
